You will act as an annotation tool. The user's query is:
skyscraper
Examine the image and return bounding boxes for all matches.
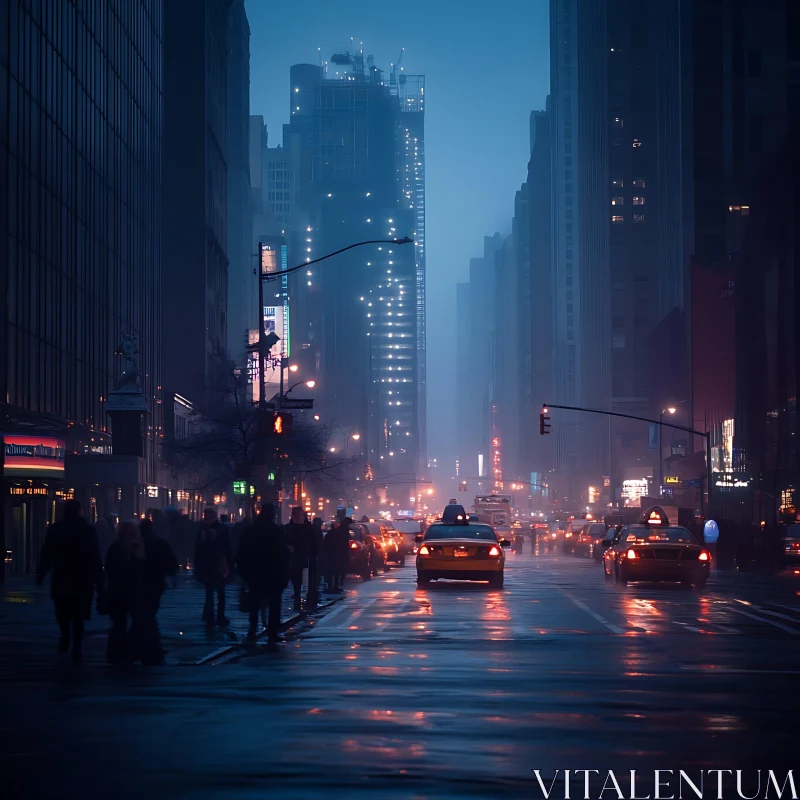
[226,0,253,364]
[281,54,426,487]
[162,0,230,406]
[1,0,164,571]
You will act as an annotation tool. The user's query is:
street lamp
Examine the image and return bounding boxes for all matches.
[351,433,361,441]
[658,407,677,495]
[285,379,315,397]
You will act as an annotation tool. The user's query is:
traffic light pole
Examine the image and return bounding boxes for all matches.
[542,403,713,515]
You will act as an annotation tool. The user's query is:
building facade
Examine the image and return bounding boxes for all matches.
[162,0,230,406]
[1,0,164,572]
[225,0,252,365]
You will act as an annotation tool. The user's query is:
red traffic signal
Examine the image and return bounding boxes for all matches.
[273,412,293,434]
[539,407,551,436]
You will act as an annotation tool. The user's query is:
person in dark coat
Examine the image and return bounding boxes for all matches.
[323,519,350,593]
[236,503,290,644]
[194,507,233,628]
[285,506,314,611]
[37,500,104,664]
[312,517,325,601]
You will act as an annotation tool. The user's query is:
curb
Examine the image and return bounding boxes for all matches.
[193,595,343,665]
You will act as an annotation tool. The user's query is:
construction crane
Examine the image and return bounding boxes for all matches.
[390,48,405,86]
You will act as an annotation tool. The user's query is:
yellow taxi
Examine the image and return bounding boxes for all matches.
[416,508,509,588]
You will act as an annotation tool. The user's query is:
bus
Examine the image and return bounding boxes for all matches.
[473,494,513,528]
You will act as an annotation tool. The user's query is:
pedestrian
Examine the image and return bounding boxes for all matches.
[138,518,178,663]
[323,518,350,593]
[37,500,104,664]
[236,503,290,647]
[285,506,314,611]
[194,507,233,629]
[312,517,325,601]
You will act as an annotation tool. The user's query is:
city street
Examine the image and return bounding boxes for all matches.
[3,546,800,799]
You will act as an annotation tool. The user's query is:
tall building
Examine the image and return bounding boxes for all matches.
[162,0,230,406]
[1,0,164,571]
[528,105,554,482]
[225,0,253,364]
[549,0,686,502]
[280,55,426,488]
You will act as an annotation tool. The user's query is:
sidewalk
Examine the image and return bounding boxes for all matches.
[1,574,344,665]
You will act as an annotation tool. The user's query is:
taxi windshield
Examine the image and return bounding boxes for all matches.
[424,524,497,541]
[625,527,696,544]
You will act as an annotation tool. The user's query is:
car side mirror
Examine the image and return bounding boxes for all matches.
[500,539,511,547]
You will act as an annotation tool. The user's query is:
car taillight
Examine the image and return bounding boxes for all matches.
[349,541,358,550]
[418,545,430,556]
[626,549,637,559]
[488,545,500,556]
[698,551,710,561]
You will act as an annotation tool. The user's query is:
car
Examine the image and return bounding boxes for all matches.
[349,523,388,576]
[596,524,621,562]
[603,506,711,589]
[391,518,425,556]
[347,525,376,581]
[416,519,509,588]
[574,522,607,558]
[782,524,800,567]
[364,521,403,566]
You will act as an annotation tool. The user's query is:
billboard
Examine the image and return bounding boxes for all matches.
[4,435,66,478]
[248,304,289,404]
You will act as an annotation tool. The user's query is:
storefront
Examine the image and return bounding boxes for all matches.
[4,435,66,575]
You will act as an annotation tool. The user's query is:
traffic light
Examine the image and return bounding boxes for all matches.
[539,407,551,436]
[272,411,293,434]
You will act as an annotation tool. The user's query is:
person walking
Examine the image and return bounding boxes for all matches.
[194,507,233,629]
[137,519,178,663]
[37,500,104,664]
[236,503,290,647]
[285,506,314,611]
[311,517,325,604]
[324,518,350,593]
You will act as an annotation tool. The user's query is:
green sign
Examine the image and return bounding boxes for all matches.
[268,472,275,483]
[233,480,247,496]
[250,485,255,496]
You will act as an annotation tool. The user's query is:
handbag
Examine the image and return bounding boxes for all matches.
[239,586,251,613]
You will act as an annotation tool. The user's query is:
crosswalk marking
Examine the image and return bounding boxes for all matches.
[728,607,800,635]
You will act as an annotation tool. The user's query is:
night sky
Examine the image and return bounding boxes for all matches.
[246,0,550,471]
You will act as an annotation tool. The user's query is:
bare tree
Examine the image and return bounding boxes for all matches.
[165,356,352,511]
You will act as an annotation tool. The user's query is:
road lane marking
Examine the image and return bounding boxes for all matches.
[562,592,625,634]
[727,607,800,634]
[315,603,351,626]
[740,603,800,622]
[672,621,703,633]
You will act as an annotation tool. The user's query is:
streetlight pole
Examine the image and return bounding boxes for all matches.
[658,406,676,497]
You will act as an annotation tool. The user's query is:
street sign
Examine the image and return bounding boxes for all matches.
[280,398,314,410]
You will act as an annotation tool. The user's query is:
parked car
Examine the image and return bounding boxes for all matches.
[347,525,375,581]
[364,522,403,566]
[349,523,388,576]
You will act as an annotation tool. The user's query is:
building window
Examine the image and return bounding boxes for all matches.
[612,215,624,224]
[633,196,645,205]
[632,139,641,148]
[612,196,624,206]
[612,116,623,130]
[634,214,645,224]
[613,333,626,348]
[632,178,645,188]
[612,178,624,189]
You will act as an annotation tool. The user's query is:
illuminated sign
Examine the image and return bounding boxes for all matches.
[704,520,720,544]
[4,436,65,478]
[233,480,247,496]
[146,486,159,498]
[621,478,648,506]
[713,472,750,489]
[9,486,48,496]
[664,476,680,485]
[260,243,278,275]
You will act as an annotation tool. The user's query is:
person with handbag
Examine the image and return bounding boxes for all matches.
[194,507,233,629]
[236,503,290,646]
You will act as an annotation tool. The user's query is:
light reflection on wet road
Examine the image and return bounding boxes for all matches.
[3,548,800,799]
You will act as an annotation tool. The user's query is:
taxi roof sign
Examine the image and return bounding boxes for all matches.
[640,505,669,526]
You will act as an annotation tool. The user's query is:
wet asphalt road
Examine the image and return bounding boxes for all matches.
[3,545,800,799]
